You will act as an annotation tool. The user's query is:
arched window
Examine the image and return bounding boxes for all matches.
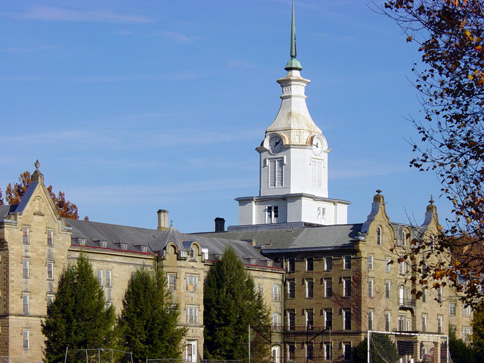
[377,226,382,245]
[272,313,281,328]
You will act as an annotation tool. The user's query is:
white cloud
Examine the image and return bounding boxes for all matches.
[16,6,151,24]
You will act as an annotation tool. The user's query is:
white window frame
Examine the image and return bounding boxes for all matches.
[272,313,281,328]
[287,279,295,299]
[324,256,332,271]
[449,303,456,316]
[368,255,374,270]
[186,305,199,324]
[272,284,281,302]
[22,227,30,245]
[324,278,332,298]
[47,262,54,280]
[185,340,197,363]
[23,294,30,315]
[23,259,30,279]
[106,270,112,287]
[343,342,351,361]
[368,310,374,330]
[324,309,332,330]
[385,281,391,299]
[398,316,405,331]
[22,330,29,351]
[422,315,427,332]
[306,309,314,330]
[97,269,103,286]
[47,229,54,246]
[343,256,351,270]
[437,315,443,333]
[186,275,198,293]
[269,158,284,188]
[343,277,351,297]
[377,226,382,245]
[168,273,176,291]
[368,279,374,298]
[385,312,391,332]
[324,342,332,361]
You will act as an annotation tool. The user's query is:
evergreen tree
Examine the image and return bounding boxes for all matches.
[117,259,186,362]
[42,255,115,363]
[204,247,270,362]
[450,328,476,363]
[471,302,484,361]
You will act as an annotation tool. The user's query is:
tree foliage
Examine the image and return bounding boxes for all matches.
[382,0,484,305]
[354,335,399,363]
[204,247,271,362]
[449,327,477,363]
[42,255,116,363]
[0,170,79,219]
[117,259,187,362]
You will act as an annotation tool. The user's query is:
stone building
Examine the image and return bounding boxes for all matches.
[0,164,285,362]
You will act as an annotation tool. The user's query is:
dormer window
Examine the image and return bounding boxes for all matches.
[140,245,148,253]
[120,243,128,250]
[100,241,107,248]
[79,238,86,246]
[376,226,382,245]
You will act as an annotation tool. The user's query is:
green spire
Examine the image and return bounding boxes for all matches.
[285,0,302,71]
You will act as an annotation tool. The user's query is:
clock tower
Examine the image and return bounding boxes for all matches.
[233,3,349,229]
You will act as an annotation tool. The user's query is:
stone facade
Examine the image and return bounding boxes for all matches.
[0,168,285,362]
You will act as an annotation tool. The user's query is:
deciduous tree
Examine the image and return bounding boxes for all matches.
[204,247,270,362]
[42,255,115,363]
[0,170,79,219]
[117,259,186,362]
[382,0,484,305]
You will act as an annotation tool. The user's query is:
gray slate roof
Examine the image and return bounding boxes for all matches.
[65,219,272,266]
[192,223,363,251]
[0,205,17,218]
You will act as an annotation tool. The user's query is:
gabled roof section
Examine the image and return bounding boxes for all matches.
[0,204,18,218]
[15,182,38,214]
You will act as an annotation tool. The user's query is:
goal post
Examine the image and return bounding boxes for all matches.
[367,331,449,363]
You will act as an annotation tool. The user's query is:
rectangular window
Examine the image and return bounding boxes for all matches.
[324,278,332,298]
[186,275,198,293]
[385,257,391,273]
[463,328,471,342]
[324,256,332,271]
[368,279,374,298]
[343,343,351,361]
[168,273,176,291]
[449,303,456,316]
[306,342,314,360]
[324,343,332,361]
[186,305,199,324]
[106,270,112,287]
[343,309,351,330]
[22,227,30,244]
[47,229,54,246]
[385,312,391,332]
[343,256,351,270]
[97,269,103,286]
[437,287,443,303]
[306,279,313,298]
[463,305,471,317]
[312,159,323,189]
[324,309,332,329]
[343,277,351,297]
[272,284,281,302]
[287,310,295,331]
[288,343,295,360]
[23,259,30,279]
[273,206,279,218]
[186,340,197,363]
[368,255,374,270]
[398,316,405,331]
[385,281,391,299]
[306,257,313,271]
[368,311,374,330]
[47,262,54,280]
[269,158,284,188]
[47,294,54,307]
[399,261,408,275]
[438,316,443,333]
[306,309,314,330]
[422,288,427,303]
[422,315,427,332]
[23,294,29,315]
[287,258,295,272]
[287,279,295,299]
[22,330,29,350]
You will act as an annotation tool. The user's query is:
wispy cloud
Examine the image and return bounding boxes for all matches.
[117,29,197,44]
[15,6,151,24]
[159,30,193,43]
[227,59,256,70]
[331,160,408,180]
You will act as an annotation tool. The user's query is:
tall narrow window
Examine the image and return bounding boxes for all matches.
[422,315,427,332]
[269,158,284,188]
[385,281,391,299]
[23,259,30,279]
[287,258,295,272]
[287,279,295,299]
[306,309,314,330]
[324,309,333,329]
[272,313,281,328]
[368,311,374,330]
[23,294,30,315]
[368,255,374,270]
[287,310,295,331]
[306,342,314,360]
[47,262,54,280]
[47,229,54,246]
[377,226,382,245]
[306,257,313,271]
[97,269,103,286]
[272,284,281,302]
[343,309,351,330]
[449,303,456,316]
[106,270,112,287]
[324,256,332,271]
[385,257,391,273]
[398,316,405,331]
[306,279,313,298]
[22,330,29,350]
[168,274,176,291]
[186,305,199,324]
[186,275,198,293]
[343,256,352,270]
[368,279,374,298]
[324,343,332,361]
[324,278,332,298]
[343,277,351,297]
[437,316,443,333]
[288,344,295,360]
[22,227,30,245]
[385,312,391,332]
[343,343,351,361]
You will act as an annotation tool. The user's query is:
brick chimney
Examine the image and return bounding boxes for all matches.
[157,209,169,231]
[214,217,225,232]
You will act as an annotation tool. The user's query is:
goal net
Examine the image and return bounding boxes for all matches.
[368,331,448,363]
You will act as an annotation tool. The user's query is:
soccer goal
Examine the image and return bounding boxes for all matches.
[367,331,449,363]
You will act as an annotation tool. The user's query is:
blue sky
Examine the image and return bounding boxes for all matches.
[0,0,450,233]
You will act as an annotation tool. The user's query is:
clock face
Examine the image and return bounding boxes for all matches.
[312,137,323,155]
[269,136,283,153]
